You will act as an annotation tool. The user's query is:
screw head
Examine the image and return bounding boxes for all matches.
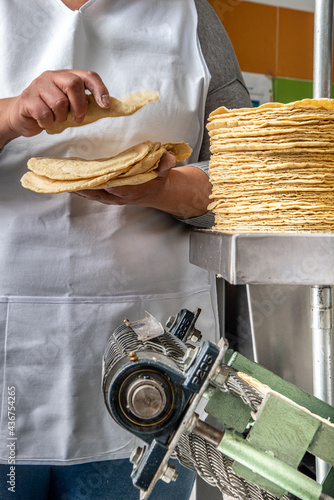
[160,463,178,483]
[189,328,202,343]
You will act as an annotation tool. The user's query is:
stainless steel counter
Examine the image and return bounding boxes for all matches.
[189,229,334,285]
[189,228,333,473]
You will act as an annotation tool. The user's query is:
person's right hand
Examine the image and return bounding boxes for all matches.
[3,69,110,141]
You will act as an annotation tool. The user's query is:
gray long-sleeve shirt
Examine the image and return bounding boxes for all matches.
[185,0,251,228]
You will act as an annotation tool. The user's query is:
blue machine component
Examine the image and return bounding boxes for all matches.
[102,309,219,491]
[184,341,219,392]
[131,440,169,491]
[166,307,201,341]
[104,357,190,444]
[102,309,334,500]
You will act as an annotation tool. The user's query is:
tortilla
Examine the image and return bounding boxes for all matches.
[21,140,192,194]
[21,169,158,193]
[46,89,160,135]
[27,141,155,179]
[163,142,193,162]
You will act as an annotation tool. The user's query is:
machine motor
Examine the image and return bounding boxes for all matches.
[102,309,334,500]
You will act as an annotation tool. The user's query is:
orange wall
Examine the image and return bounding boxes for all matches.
[208,0,315,81]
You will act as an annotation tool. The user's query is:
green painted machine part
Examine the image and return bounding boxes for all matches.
[218,429,323,500]
[202,350,334,499]
[224,350,334,422]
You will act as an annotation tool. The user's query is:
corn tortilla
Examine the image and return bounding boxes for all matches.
[27,141,154,180]
[46,89,160,135]
[21,140,192,194]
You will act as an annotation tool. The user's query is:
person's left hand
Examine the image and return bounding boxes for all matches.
[74,153,177,207]
[74,152,211,219]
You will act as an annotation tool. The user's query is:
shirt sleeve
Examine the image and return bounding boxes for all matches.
[179,0,252,228]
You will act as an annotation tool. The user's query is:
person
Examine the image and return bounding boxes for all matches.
[0,0,251,499]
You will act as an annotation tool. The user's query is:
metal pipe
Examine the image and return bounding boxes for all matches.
[310,286,333,404]
[313,0,333,99]
[218,430,323,500]
[310,285,333,482]
[191,414,225,447]
[312,0,334,483]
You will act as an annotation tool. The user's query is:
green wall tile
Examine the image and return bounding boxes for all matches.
[273,76,334,103]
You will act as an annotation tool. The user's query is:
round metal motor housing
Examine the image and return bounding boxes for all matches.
[103,353,186,438]
[102,322,189,440]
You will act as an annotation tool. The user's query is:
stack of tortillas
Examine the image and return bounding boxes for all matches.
[207,98,334,232]
[20,88,192,193]
[21,141,192,193]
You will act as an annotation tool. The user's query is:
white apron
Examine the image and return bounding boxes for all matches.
[0,0,218,464]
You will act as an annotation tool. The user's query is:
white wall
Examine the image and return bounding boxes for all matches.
[243,0,315,12]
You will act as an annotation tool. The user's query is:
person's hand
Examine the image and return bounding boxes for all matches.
[74,153,177,207]
[75,154,212,219]
[4,69,110,139]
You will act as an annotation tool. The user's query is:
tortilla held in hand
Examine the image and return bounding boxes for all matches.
[21,141,192,194]
[45,89,160,135]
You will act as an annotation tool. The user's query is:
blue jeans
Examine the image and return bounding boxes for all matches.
[0,459,196,500]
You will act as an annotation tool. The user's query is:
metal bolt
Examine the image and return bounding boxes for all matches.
[160,463,178,483]
[212,365,229,388]
[189,328,202,343]
[129,351,138,362]
[183,346,198,369]
[129,446,144,466]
